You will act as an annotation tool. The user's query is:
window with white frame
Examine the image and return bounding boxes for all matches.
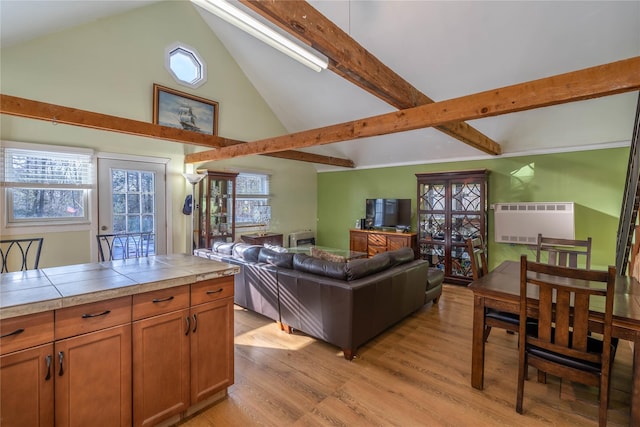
[235,172,271,227]
[2,144,93,226]
[165,42,207,88]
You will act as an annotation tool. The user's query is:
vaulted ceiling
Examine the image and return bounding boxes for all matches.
[2,1,639,171]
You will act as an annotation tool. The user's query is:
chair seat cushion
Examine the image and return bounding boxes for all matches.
[485,309,519,325]
[528,336,619,374]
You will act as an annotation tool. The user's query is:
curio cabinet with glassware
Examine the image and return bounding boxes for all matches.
[196,171,238,249]
[416,169,489,285]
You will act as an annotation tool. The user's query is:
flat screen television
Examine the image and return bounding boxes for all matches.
[365,198,411,229]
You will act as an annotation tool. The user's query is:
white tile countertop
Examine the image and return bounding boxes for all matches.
[0,254,239,320]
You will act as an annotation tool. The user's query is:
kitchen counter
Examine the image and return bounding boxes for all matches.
[0,254,239,320]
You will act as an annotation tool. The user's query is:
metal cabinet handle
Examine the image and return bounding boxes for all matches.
[81,310,111,319]
[58,351,64,376]
[206,288,223,295]
[45,354,52,381]
[185,316,191,336]
[192,314,197,334]
[0,328,24,338]
[152,296,174,303]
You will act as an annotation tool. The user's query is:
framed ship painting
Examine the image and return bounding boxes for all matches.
[153,84,218,135]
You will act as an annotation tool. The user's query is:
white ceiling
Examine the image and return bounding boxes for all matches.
[2,1,639,171]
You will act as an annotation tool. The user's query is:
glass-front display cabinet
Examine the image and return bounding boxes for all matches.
[416,169,488,285]
[197,171,238,248]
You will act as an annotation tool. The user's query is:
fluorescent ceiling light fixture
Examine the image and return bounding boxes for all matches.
[191,0,329,72]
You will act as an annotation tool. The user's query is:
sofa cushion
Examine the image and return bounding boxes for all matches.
[213,241,235,255]
[259,248,295,269]
[310,247,347,263]
[386,247,415,266]
[233,243,262,263]
[293,253,347,280]
[345,252,393,280]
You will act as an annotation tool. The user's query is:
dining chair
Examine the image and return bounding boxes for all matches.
[516,255,617,427]
[96,232,153,261]
[536,234,592,269]
[0,238,44,273]
[467,237,519,342]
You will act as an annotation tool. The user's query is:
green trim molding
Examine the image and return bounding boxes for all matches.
[317,147,628,271]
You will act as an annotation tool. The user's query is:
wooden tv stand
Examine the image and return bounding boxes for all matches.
[349,229,418,258]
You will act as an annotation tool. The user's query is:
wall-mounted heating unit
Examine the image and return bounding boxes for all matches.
[494,202,574,244]
[288,230,315,247]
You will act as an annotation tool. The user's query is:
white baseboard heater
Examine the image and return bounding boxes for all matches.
[494,202,574,244]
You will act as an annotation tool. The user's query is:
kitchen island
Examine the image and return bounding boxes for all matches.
[0,254,239,427]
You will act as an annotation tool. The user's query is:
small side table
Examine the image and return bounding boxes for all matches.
[241,233,284,246]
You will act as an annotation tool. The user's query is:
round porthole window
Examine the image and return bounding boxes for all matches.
[165,42,207,88]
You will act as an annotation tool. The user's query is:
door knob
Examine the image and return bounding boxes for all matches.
[101,225,108,231]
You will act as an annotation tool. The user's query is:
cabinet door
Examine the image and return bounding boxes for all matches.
[350,231,368,253]
[387,235,410,251]
[190,298,234,403]
[55,324,131,427]
[132,309,190,427]
[1,343,54,426]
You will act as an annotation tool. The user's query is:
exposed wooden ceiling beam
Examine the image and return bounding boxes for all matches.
[0,94,355,168]
[240,0,501,156]
[185,56,640,163]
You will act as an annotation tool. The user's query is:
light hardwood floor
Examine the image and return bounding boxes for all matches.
[181,284,632,426]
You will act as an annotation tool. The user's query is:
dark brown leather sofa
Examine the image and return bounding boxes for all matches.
[195,243,443,360]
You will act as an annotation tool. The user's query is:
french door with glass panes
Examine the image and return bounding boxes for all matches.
[97,158,167,258]
[416,169,488,285]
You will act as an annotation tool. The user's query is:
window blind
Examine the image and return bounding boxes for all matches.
[2,147,93,189]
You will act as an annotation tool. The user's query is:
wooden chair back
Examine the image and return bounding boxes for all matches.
[536,234,592,269]
[96,232,153,261]
[516,255,616,426]
[0,238,44,273]
[466,237,488,280]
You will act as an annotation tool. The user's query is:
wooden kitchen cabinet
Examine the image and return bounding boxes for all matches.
[190,277,234,403]
[0,272,235,427]
[1,343,54,426]
[54,296,132,427]
[132,286,190,427]
[0,311,54,426]
[132,278,234,426]
[55,324,132,427]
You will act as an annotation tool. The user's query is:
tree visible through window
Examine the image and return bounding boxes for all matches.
[2,146,92,225]
[110,169,155,234]
[235,173,270,226]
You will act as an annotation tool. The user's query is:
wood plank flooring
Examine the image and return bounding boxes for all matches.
[180,284,632,426]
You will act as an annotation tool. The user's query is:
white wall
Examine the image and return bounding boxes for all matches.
[0,1,317,266]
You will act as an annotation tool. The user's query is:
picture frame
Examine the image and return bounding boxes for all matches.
[153,83,218,135]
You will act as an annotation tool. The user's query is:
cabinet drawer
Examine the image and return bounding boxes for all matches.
[132,285,189,321]
[368,234,387,247]
[55,296,132,340]
[191,276,234,306]
[0,311,54,356]
[368,245,388,257]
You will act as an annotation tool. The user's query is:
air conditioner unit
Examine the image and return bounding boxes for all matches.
[288,230,315,247]
[494,202,574,244]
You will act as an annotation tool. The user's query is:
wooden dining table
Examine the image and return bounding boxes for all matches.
[469,260,640,426]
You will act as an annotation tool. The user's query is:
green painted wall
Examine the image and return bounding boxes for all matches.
[317,147,629,270]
